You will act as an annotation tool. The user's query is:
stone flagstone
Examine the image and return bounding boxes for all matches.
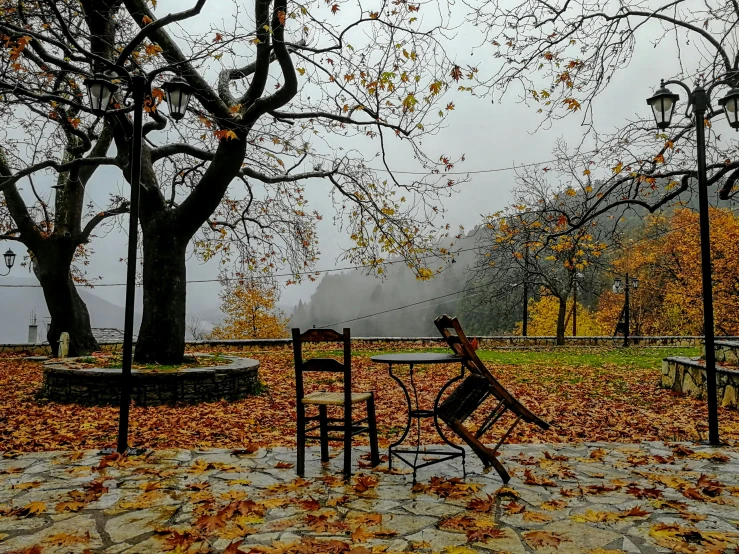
[0,442,737,553]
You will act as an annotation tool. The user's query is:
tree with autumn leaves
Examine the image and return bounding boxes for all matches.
[462,0,739,338]
[517,295,602,337]
[0,6,127,355]
[471,206,607,345]
[466,0,738,245]
[596,207,739,336]
[469,205,739,338]
[209,278,288,340]
[0,0,474,362]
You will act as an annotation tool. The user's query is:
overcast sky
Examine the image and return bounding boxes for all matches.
[2,0,710,327]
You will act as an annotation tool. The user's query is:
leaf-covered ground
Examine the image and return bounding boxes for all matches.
[1,443,739,553]
[1,346,738,452]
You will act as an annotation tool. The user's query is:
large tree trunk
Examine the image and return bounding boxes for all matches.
[555,296,567,346]
[129,135,247,364]
[34,242,99,357]
[133,213,188,364]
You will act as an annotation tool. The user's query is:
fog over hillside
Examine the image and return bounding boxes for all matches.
[287,230,504,336]
[0,277,140,344]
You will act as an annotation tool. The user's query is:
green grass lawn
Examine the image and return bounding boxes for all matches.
[349,346,700,370]
[473,347,700,369]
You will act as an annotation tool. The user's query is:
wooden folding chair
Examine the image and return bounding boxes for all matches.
[434,315,550,482]
[292,328,380,477]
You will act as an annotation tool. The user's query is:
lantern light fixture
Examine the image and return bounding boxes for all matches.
[718,87,739,130]
[613,277,623,294]
[646,81,680,130]
[161,75,193,120]
[83,73,119,114]
[4,249,15,270]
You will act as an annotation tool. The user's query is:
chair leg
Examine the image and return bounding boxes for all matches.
[343,405,352,478]
[297,405,306,477]
[367,395,380,467]
[446,417,510,483]
[319,405,329,463]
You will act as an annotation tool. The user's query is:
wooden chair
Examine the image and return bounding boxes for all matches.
[292,327,380,477]
[434,315,550,482]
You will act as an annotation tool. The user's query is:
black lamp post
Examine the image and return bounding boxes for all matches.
[84,69,192,454]
[646,76,739,446]
[613,275,639,347]
[1,248,16,276]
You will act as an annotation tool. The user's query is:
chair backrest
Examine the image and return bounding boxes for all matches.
[434,315,516,405]
[292,328,352,403]
[434,315,548,426]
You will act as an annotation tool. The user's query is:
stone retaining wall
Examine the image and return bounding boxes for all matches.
[711,340,739,364]
[661,356,738,408]
[40,356,260,407]
[1,335,722,355]
[189,335,719,349]
[0,342,124,355]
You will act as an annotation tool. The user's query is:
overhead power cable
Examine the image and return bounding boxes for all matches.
[307,146,600,176]
[0,245,480,289]
[320,284,489,327]
[366,158,560,175]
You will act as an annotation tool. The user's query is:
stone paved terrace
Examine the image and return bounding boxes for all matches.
[1,443,738,553]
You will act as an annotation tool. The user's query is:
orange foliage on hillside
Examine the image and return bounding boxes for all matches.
[596,208,739,335]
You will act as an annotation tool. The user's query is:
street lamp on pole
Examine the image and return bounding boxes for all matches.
[646,76,739,446]
[612,275,639,347]
[1,248,16,277]
[83,69,193,454]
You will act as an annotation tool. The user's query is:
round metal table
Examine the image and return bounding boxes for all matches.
[371,353,466,481]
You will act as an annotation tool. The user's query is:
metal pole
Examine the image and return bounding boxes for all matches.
[573,279,577,337]
[522,242,529,337]
[624,273,630,348]
[693,87,720,445]
[117,76,146,454]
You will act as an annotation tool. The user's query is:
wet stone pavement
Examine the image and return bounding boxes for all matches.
[0,442,738,553]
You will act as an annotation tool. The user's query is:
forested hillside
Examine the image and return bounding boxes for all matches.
[289,188,739,338]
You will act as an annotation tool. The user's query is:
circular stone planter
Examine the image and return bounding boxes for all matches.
[40,355,260,406]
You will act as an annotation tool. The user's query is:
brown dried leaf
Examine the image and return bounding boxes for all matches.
[12,501,46,517]
[503,501,526,514]
[627,486,663,499]
[350,526,374,543]
[524,530,568,548]
[352,474,378,493]
[589,448,607,460]
[196,512,227,533]
[466,527,506,542]
[467,494,495,513]
[55,501,86,513]
[523,469,557,487]
[523,510,553,523]
[540,499,568,510]
[622,505,651,518]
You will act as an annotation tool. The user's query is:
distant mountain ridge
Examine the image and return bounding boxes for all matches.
[0,278,139,344]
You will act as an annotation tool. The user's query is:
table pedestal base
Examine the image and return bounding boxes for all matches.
[389,445,465,483]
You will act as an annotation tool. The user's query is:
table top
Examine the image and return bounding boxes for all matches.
[370,353,464,365]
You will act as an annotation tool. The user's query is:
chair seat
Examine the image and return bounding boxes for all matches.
[302,391,372,406]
